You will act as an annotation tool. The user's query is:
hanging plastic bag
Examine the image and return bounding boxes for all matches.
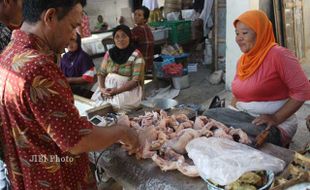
[186,137,285,186]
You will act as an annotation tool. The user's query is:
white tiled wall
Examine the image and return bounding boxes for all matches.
[84,0,130,30]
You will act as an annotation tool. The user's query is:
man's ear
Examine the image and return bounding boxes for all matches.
[3,0,9,6]
[2,0,10,8]
[1,0,13,16]
[42,8,58,27]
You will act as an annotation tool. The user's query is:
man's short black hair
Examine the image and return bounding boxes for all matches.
[0,0,17,3]
[23,0,87,23]
[136,6,150,20]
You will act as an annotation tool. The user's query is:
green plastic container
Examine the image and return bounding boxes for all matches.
[150,20,191,44]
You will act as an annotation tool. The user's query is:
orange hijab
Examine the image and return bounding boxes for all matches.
[234,10,277,80]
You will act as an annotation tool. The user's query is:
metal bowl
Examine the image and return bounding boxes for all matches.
[152,98,178,110]
[206,170,274,190]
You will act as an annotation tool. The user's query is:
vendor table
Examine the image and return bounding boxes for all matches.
[89,143,294,190]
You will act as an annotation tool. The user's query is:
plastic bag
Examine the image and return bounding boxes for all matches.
[166,12,180,21]
[186,137,285,186]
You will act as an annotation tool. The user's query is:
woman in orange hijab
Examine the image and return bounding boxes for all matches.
[230,10,310,147]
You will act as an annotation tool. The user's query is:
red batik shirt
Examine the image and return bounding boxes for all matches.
[132,24,154,72]
[0,30,97,190]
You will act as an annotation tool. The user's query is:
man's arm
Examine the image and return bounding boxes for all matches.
[69,123,139,155]
[26,66,140,154]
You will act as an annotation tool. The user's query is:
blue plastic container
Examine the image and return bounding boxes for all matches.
[162,53,189,66]
[153,55,175,78]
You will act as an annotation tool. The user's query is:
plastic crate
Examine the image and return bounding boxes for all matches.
[149,21,165,28]
[187,63,198,72]
[150,20,191,44]
[152,28,169,41]
[167,20,191,44]
[162,53,189,66]
[153,55,175,78]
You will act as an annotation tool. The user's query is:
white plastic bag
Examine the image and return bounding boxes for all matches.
[181,9,198,21]
[166,12,180,21]
[186,137,285,186]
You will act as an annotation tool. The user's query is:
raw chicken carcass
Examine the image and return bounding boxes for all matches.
[193,116,210,130]
[213,128,233,140]
[176,160,200,177]
[179,121,194,129]
[205,120,229,133]
[152,148,184,171]
[150,131,168,151]
[174,114,190,123]
[136,126,158,159]
[165,128,201,154]
[228,128,251,144]
[152,154,178,171]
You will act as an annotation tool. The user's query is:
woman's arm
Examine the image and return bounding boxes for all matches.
[97,74,111,97]
[231,96,237,107]
[252,98,304,127]
[97,74,106,89]
[107,80,139,96]
[67,77,88,84]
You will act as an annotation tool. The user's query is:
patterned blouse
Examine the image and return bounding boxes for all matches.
[97,49,145,84]
[131,24,154,72]
[0,30,96,190]
[0,23,12,52]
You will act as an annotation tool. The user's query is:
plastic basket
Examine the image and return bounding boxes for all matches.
[153,55,175,78]
[162,53,189,66]
[166,20,191,44]
[150,20,192,44]
[188,63,198,72]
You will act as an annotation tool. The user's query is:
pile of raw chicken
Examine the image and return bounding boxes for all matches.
[125,110,251,177]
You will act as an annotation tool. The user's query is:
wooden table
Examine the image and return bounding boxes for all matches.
[89,143,294,190]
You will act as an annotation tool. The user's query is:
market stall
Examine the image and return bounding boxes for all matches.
[73,90,309,190]
[82,104,297,190]
[89,143,294,190]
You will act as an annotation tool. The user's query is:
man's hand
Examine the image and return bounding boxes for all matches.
[252,114,279,127]
[117,115,141,154]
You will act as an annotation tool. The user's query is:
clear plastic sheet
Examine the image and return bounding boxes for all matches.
[186,137,285,186]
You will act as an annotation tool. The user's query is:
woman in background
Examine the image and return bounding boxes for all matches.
[132,6,154,74]
[91,25,145,112]
[94,15,108,32]
[60,33,95,98]
[231,10,310,147]
[204,10,310,147]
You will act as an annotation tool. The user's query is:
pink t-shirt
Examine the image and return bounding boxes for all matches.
[232,45,310,102]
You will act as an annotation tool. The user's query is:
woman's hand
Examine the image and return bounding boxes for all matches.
[253,99,304,128]
[99,87,112,98]
[252,114,279,127]
[105,88,120,96]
